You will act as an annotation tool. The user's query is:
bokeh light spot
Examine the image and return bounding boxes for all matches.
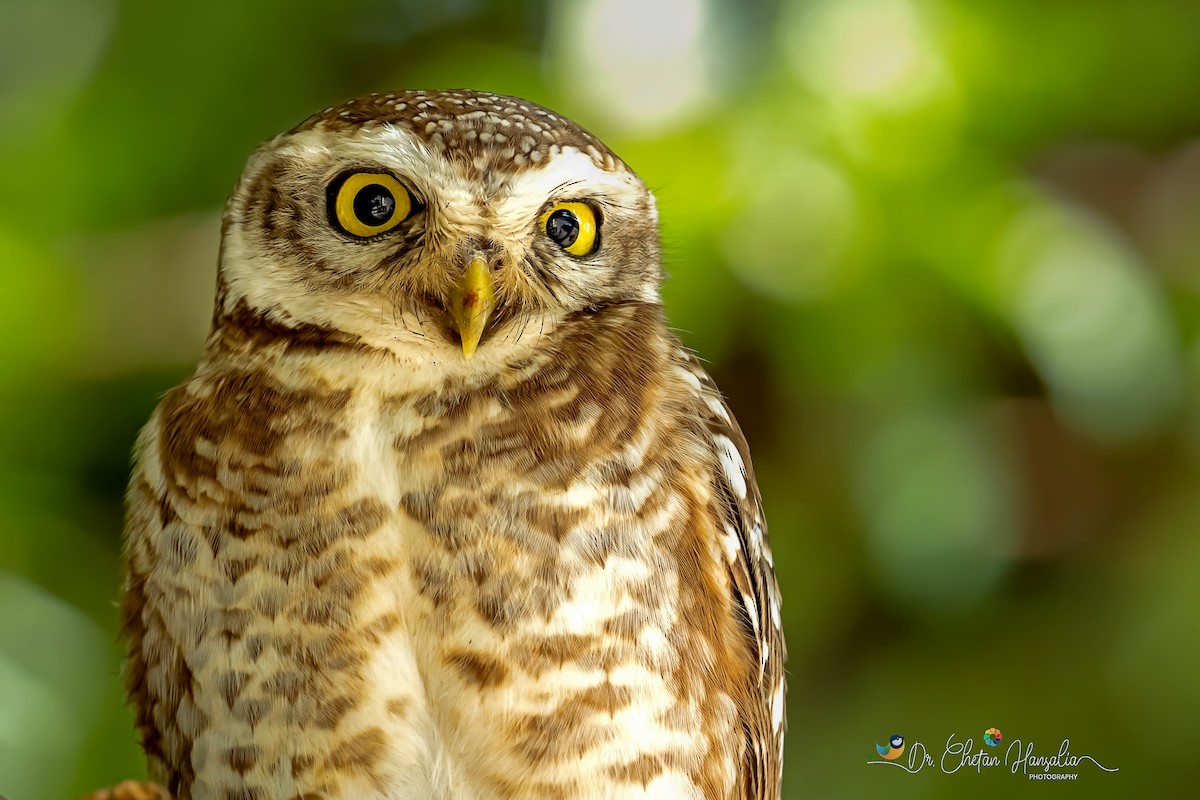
[549,0,716,134]
[0,574,109,800]
[856,413,1016,613]
[785,0,948,109]
[722,152,858,301]
[995,192,1182,441]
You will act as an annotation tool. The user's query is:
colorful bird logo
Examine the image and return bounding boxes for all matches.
[984,727,1002,747]
[875,734,905,760]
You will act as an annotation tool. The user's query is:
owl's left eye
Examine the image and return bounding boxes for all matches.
[540,202,598,257]
[329,172,413,238]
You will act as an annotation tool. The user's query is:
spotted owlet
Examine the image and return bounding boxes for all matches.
[119,90,785,800]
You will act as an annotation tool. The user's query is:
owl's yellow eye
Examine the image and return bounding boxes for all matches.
[330,172,412,238]
[540,202,598,257]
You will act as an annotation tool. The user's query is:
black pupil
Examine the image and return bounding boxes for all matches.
[353,183,396,226]
[546,208,580,248]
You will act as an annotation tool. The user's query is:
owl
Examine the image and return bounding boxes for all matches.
[118,90,785,800]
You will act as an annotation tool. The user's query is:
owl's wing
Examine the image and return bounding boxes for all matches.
[121,408,189,793]
[676,348,786,799]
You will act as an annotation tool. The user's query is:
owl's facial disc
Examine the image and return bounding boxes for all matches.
[446,254,495,358]
[220,91,666,365]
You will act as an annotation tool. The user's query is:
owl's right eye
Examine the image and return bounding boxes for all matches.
[329,172,413,238]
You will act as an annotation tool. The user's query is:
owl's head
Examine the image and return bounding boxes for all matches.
[217,90,660,364]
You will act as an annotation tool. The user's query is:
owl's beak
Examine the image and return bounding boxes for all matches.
[448,255,496,358]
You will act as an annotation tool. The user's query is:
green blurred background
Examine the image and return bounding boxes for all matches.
[2,0,1198,797]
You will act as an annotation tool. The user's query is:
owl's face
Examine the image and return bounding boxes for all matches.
[217,90,661,364]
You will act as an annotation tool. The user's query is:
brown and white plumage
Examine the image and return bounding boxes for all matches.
[121,90,785,799]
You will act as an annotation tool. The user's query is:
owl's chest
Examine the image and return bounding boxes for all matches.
[362,393,717,797]
[162,385,724,799]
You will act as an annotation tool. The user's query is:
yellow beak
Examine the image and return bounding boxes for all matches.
[448,255,495,358]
